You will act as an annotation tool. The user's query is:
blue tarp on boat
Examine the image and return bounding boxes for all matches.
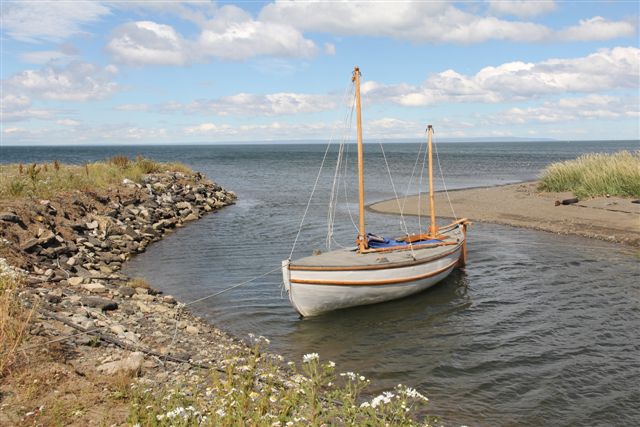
[366,233,441,249]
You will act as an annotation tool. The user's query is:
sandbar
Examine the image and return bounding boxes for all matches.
[369,182,640,247]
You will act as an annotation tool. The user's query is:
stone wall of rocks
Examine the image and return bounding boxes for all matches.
[0,171,243,375]
[1,171,235,288]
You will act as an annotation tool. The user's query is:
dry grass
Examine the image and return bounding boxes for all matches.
[538,150,640,199]
[0,275,35,377]
[0,157,192,201]
[127,277,150,289]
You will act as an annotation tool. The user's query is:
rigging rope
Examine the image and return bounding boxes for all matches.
[288,81,355,259]
[326,83,357,249]
[433,131,458,220]
[378,142,416,257]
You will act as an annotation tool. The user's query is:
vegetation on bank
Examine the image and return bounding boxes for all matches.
[538,150,640,199]
[1,277,435,426]
[0,274,35,377]
[129,340,435,426]
[0,156,192,200]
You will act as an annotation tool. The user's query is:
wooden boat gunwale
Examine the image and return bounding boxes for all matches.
[289,239,463,272]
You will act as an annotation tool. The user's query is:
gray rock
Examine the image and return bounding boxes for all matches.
[97,352,144,376]
[110,324,126,335]
[0,212,20,223]
[82,282,107,293]
[162,295,177,305]
[68,277,84,286]
[119,286,135,297]
[81,296,118,311]
[86,220,99,230]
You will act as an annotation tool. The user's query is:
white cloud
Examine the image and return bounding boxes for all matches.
[160,92,335,116]
[184,120,336,139]
[0,94,56,122]
[3,127,25,134]
[197,5,316,60]
[558,16,636,41]
[488,0,557,18]
[6,61,119,101]
[184,123,237,135]
[56,119,81,126]
[1,1,110,42]
[362,47,640,106]
[107,6,317,65]
[492,95,639,124]
[107,21,192,66]
[20,47,79,65]
[114,103,151,111]
[259,1,634,44]
[324,43,336,56]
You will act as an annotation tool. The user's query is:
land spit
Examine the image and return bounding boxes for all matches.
[0,170,253,424]
[369,181,640,247]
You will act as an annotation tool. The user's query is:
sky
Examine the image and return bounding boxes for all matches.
[1,0,639,145]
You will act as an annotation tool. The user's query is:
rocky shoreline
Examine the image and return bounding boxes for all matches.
[0,170,270,424]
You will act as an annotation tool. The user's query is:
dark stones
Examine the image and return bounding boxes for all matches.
[80,296,118,311]
[0,212,20,223]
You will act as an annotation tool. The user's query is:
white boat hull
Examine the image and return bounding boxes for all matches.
[282,239,464,317]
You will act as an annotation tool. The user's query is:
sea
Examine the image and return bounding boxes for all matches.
[2,140,639,426]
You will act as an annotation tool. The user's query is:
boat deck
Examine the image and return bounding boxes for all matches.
[290,227,463,269]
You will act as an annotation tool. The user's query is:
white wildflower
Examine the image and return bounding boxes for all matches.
[360,401,371,408]
[302,353,319,363]
[216,408,226,417]
[328,361,335,368]
[340,371,356,381]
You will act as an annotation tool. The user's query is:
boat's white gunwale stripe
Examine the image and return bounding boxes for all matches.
[290,258,459,286]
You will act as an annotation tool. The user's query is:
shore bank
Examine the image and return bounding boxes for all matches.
[0,169,245,424]
[369,181,640,247]
[1,165,433,426]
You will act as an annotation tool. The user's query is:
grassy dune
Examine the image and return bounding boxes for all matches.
[0,156,192,200]
[538,151,640,199]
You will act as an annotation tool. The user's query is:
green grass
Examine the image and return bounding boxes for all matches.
[0,157,192,200]
[538,150,640,199]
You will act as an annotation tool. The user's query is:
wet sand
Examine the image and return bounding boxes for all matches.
[369,182,640,247]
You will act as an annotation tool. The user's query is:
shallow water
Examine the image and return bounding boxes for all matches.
[4,140,639,425]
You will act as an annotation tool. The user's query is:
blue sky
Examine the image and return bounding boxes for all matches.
[1,0,638,145]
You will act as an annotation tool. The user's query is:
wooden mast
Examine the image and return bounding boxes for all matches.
[427,125,438,238]
[353,67,368,251]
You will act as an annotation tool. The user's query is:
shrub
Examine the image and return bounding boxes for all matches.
[110,155,130,169]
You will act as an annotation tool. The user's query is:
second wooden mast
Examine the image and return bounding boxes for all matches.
[353,67,368,252]
[427,125,438,238]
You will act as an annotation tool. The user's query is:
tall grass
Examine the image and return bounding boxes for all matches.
[0,157,192,200]
[538,151,640,199]
[0,275,35,377]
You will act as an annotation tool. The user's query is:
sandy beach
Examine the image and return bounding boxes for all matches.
[369,181,640,247]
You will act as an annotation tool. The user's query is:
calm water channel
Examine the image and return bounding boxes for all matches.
[3,140,639,425]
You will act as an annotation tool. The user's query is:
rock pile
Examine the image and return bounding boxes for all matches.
[0,170,248,379]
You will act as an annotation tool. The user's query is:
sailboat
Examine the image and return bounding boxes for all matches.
[282,67,470,317]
